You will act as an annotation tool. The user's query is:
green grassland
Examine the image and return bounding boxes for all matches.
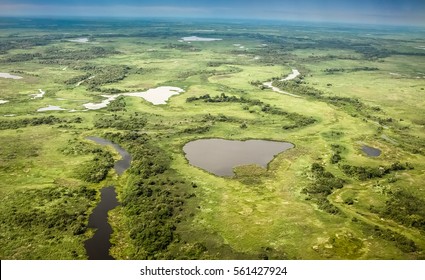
[0,18,424,259]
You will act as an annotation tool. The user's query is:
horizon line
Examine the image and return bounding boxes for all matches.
[0,15,424,29]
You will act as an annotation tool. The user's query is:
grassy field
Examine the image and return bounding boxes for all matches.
[0,18,424,260]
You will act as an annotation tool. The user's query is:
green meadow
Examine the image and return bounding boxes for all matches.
[0,18,424,259]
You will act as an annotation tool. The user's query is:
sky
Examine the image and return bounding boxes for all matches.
[0,0,424,26]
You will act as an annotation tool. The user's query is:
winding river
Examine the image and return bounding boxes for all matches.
[84,136,131,260]
[263,69,301,98]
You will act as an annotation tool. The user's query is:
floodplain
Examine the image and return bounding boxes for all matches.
[0,18,424,260]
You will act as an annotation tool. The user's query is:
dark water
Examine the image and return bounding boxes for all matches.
[84,186,118,260]
[362,145,381,157]
[84,136,131,260]
[86,136,131,175]
[183,139,294,176]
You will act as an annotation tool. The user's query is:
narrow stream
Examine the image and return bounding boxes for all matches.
[84,136,131,260]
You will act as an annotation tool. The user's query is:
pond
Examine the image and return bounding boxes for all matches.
[362,145,381,157]
[84,136,132,260]
[183,139,294,176]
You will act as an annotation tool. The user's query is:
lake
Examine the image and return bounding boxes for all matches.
[183,139,294,176]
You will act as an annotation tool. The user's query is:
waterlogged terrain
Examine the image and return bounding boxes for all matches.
[0,18,424,260]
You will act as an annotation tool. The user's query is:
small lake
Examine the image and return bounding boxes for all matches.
[183,139,294,176]
[84,136,132,260]
[362,145,381,157]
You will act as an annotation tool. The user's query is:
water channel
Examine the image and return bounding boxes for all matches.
[84,136,131,260]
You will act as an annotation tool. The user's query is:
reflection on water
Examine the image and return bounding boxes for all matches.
[84,137,131,260]
[362,145,381,157]
[183,139,294,176]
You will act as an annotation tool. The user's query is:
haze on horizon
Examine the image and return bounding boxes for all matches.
[0,0,424,27]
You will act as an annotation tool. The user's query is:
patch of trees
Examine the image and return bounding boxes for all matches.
[0,116,83,130]
[382,190,425,231]
[1,52,42,63]
[38,46,119,64]
[182,126,211,134]
[363,224,418,253]
[207,61,228,67]
[84,65,129,89]
[273,80,324,98]
[162,43,200,52]
[107,96,127,112]
[340,161,413,181]
[323,67,379,74]
[61,138,103,156]
[352,45,391,59]
[177,66,242,79]
[0,186,96,236]
[102,131,195,259]
[134,67,158,75]
[322,130,344,139]
[75,150,114,183]
[303,163,344,214]
[202,113,241,123]
[394,132,425,155]
[94,114,147,130]
[64,73,92,85]
[330,144,345,164]
[64,65,130,90]
[187,93,316,130]
[0,36,53,54]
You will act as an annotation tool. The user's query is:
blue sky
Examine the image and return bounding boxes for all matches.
[1,0,424,26]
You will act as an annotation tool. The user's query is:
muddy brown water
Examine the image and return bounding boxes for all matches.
[183,139,294,176]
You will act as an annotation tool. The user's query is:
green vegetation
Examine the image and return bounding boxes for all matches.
[1,18,424,260]
[303,163,344,214]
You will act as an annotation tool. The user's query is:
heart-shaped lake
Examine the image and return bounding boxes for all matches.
[183,138,294,176]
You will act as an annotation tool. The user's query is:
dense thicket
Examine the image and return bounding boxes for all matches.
[302,163,344,214]
[0,116,82,130]
[187,93,316,129]
[75,150,114,183]
[362,224,418,253]
[341,161,413,181]
[103,131,196,259]
[0,186,96,236]
[39,46,119,63]
[94,114,147,130]
[382,190,425,231]
[64,65,129,90]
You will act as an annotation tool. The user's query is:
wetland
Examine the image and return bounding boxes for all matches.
[0,17,424,260]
